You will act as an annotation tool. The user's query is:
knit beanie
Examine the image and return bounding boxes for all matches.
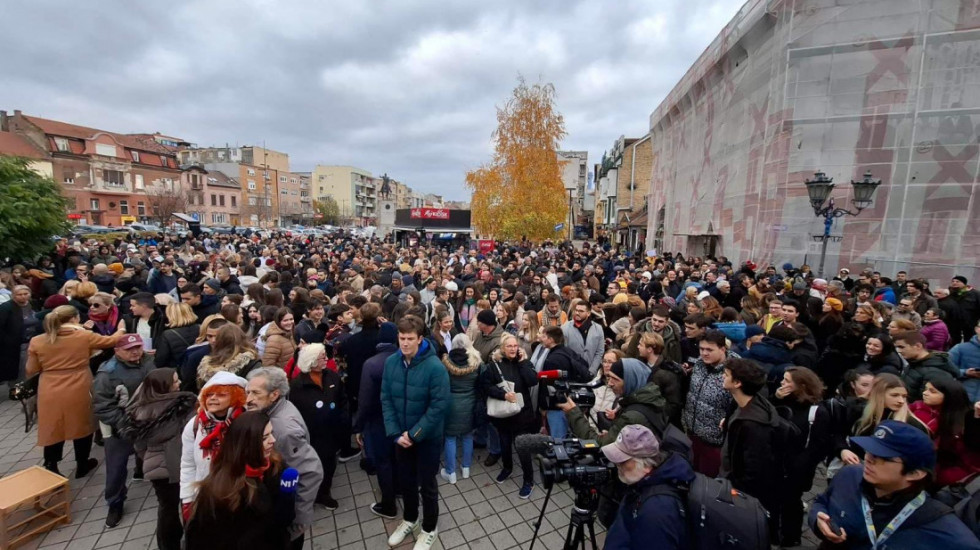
[954,275,968,285]
[476,309,497,326]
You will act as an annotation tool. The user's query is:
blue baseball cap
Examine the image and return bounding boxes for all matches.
[850,420,935,472]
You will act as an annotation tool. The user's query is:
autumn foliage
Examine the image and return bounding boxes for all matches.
[466,79,568,240]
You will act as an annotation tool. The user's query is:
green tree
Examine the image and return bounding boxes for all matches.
[0,156,70,261]
[314,196,341,225]
[466,77,568,240]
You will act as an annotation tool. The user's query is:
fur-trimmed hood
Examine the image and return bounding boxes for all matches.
[441,347,481,376]
[198,351,258,386]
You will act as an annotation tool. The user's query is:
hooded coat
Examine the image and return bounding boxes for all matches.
[197,351,261,388]
[381,338,451,443]
[121,391,197,482]
[902,352,960,402]
[442,347,481,436]
[720,395,782,511]
[567,375,669,446]
[262,323,296,369]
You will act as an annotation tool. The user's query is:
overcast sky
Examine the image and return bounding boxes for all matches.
[2,0,743,200]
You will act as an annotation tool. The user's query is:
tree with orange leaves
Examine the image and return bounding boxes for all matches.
[466,78,568,240]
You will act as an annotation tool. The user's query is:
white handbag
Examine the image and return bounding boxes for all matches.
[486,361,523,418]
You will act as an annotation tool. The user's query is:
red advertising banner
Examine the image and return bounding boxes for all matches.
[478,240,494,254]
[410,207,450,220]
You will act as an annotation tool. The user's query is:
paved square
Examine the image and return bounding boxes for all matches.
[0,395,822,549]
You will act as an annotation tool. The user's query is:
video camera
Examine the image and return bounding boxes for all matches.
[515,434,615,490]
[537,370,603,411]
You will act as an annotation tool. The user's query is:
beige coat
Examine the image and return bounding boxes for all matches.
[26,326,119,446]
[261,323,295,369]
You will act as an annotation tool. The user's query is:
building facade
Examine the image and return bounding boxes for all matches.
[646,0,980,283]
[183,166,242,226]
[3,110,185,227]
[558,150,589,231]
[594,136,653,249]
[312,165,378,226]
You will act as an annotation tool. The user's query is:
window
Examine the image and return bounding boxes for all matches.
[207,177,217,184]
[160,155,169,167]
[211,194,217,206]
[54,137,70,152]
[90,199,100,210]
[96,143,116,157]
[131,151,140,163]
[281,189,288,195]
[191,174,201,189]
[134,174,144,190]
[163,178,174,191]
[137,201,146,216]
[103,169,125,186]
[248,197,257,206]
[231,195,237,207]
[119,200,129,215]
[211,213,226,224]
[247,180,256,191]
[247,168,256,176]
[219,195,225,207]
[63,172,74,184]
[280,175,287,183]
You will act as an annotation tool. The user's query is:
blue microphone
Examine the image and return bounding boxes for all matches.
[280,467,300,494]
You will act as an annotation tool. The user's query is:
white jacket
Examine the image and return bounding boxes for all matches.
[178,414,213,503]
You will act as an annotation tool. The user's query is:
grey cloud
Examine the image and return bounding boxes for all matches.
[2,0,743,199]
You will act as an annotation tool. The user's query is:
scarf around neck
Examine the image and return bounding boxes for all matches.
[245,459,270,479]
[198,406,244,459]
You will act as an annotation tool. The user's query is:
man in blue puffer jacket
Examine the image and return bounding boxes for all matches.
[381,315,450,550]
[809,420,980,549]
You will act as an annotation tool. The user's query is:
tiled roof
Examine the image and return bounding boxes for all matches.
[22,115,177,156]
[0,131,47,159]
[208,170,241,189]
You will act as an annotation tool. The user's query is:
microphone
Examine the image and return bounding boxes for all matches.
[515,433,553,460]
[537,370,567,381]
[280,467,300,494]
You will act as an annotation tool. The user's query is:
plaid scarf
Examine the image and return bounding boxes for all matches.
[197,406,244,459]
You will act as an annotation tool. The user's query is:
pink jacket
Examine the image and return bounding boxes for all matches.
[921,319,950,351]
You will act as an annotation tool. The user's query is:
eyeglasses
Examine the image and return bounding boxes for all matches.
[89,303,104,309]
[864,453,902,465]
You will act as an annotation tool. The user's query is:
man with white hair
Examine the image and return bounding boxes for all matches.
[246,367,324,549]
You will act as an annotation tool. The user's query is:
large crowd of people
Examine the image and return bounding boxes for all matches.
[1,228,980,549]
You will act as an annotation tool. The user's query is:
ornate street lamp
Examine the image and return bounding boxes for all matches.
[805,170,882,277]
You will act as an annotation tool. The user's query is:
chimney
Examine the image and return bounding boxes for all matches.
[0,110,7,132]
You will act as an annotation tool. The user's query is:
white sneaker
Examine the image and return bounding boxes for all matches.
[388,519,421,547]
[461,467,470,479]
[439,468,457,484]
[413,528,438,550]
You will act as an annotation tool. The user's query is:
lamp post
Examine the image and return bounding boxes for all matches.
[804,170,882,278]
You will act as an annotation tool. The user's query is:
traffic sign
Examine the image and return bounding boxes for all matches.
[554,223,564,232]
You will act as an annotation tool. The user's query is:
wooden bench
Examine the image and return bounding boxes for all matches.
[0,466,70,549]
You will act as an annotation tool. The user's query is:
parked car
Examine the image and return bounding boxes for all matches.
[127,223,163,233]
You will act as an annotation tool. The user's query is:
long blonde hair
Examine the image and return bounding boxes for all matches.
[43,305,80,344]
[855,374,908,435]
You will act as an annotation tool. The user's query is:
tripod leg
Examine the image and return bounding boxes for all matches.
[586,518,598,550]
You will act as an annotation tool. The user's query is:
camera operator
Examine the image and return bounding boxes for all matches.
[557,358,668,527]
[601,425,694,550]
[531,325,591,438]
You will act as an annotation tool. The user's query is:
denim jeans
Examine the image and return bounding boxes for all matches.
[362,419,396,509]
[546,410,568,439]
[104,436,134,508]
[443,432,474,475]
[474,403,501,455]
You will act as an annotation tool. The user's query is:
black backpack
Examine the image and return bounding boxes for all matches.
[639,473,770,549]
[621,402,693,464]
[937,476,980,538]
[771,404,803,477]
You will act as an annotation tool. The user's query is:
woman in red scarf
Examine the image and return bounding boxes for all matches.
[185,411,295,550]
[910,377,980,487]
[179,371,247,518]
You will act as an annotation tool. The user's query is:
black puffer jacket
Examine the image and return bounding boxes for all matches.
[120,392,197,482]
[155,324,201,369]
[480,350,538,432]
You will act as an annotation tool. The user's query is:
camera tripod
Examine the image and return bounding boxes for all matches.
[528,484,601,550]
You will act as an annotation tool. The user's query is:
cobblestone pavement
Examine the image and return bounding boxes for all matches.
[0,394,823,549]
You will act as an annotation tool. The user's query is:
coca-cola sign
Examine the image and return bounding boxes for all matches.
[410,207,450,220]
